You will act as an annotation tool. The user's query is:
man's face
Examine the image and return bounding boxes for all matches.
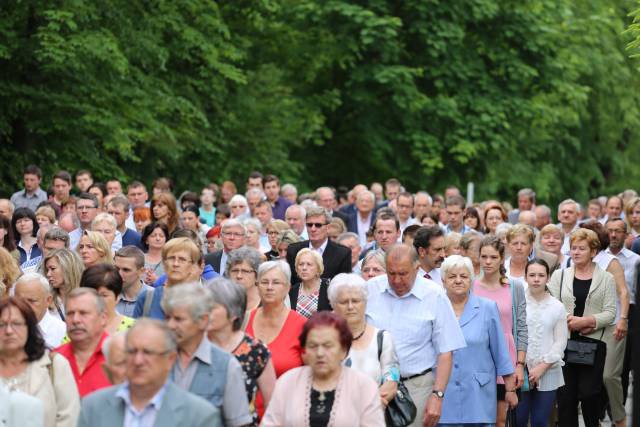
[286,208,305,234]
[385,185,400,201]
[75,174,93,192]
[163,249,197,285]
[340,237,361,267]
[306,214,328,244]
[588,203,602,220]
[115,256,143,288]
[106,180,123,195]
[606,198,622,218]
[42,238,66,257]
[103,336,127,385]
[374,219,400,251]
[264,181,280,202]
[254,205,272,227]
[127,186,148,209]
[107,204,128,228]
[53,178,71,199]
[221,225,245,252]
[534,207,550,229]
[396,196,414,222]
[316,189,336,210]
[518,195,533,211]
[93,221,116,246]
[247,177,263,190]
[126,326,176,389]
[356,195,374,215]
[419,236,446,270]
[558,203,578,227]
[246,193,262,214]
[445,204,463,229]
[65,294,106,345]
[414,195,431,219]
[606,220,627,251]
[15,280,50,321]
[0,201,11,218]
[386,255,418,297]
[24,174,40,193]
[166,305,207,349]
[76,198,98,228]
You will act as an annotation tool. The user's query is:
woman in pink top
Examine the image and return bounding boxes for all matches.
[474,235,528,427]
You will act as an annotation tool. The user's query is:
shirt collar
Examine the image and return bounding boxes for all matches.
[606,246,633,258]
[116,380,169,410]
[380,274,425,300]
[191,336,212,365]
[309,238,328,254]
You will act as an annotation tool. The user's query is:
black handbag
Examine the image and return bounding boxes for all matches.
[377,330,417,427]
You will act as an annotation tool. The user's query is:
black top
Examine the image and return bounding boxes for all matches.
[309,388,335,427]
[573,277,593,317]
[289,278,332,313]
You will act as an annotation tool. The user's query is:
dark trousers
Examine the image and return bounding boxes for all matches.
[622,304,635,403]
[557,363,602,427]
[516,389,556,427]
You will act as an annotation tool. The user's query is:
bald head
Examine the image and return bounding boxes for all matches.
[102,333,127,385]
[385,244,419,297]
[518,210,537,228]
[385,244,419,266]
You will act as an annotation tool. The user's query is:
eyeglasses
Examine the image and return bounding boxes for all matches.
[165,255,193,265]
[77,206,97,211]
[306,222,326,229]
[222,232,245,238]
[0,321,26,331]
[258,280,286,287]
[230,268,255,275]
[125,347,171,358]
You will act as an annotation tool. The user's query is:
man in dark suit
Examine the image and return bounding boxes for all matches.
[204,218,246,275]
[346,190,377,241]
[286,206,352,284]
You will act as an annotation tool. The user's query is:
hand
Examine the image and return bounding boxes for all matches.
[580,327,595,335]
[505,390,518,409]
[528,364,548,387]
[614,319,628,341]
[379,381,398,407]
[567,315,590,331]
[514,364,524,389]
[422,395,442,427]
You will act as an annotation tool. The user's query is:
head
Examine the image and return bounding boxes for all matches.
[625,197,640,230]
[205,278,246,334]
[517,188,535,211]
[441,255,474,299]
[263,175,281,202]
[256,261,291,306]
[285,205,306,235]
[384,178,401,201]
[229,195,250,219]
[91,213,117,246]
[220,218,246,253]
[0,248,19,296]
[242,218,262,249]
[127,182,149,210]
[385,244,419,297]
[506,224,535,262]
[0,215,16,252]
[88,183,107,210]
[220,181,237,204]
[444,232,462,257]
[327,218,346,241]
[162,283,213,349]
[80,263,123,317]
[253,200,273,227]
[133,207,152,234]
[52,171,72,201]
[150,193,178,231]
[179,205,200,232]
[75,193,100,229]
[299,311,351,378]
[538,224,563,255]
[65,287,107,346]
[295,248,324,284]
[106,179,123,196]
[151,177,173,196]
[106,196,131,229]
[281,184,298,204]
[355,190,376,216]
[579,220,609,252]
[372,213,400,252]
[459,231,482,268]
[266,219,290,249]
[78,230,112,267]
[224,246,262,291]
[361,250,386,280]
[276,229,302,258]
[115,246,145,289]
[518,210,537,228]
[0,297,46,361]
[57,212,79,234]
[534,205,552,230]
[328,273,368,325]
[0,200,13,220]
[245,188,265,215]
[569,228,600,267]
[445,195,466,230]
[22,165,42,193]
[463,206,481,231]
[35,206,56,228]
[12,207,38,239]
[413,225,446,271]
[370,182,384,202]
[246,171,263,191]
[42,248,84,298]
[557,199,580,228]
[444,186,461,199]
[525,259,550,295]
[605,196,623,219]
[305,206,331,246]
[414,192,432,220]
[587,199,602,220]
[479,235,506,282]
[336,232,361,268]
[315,187,337,210]
[14,273,52,322]
[484,203,507,234]
[75,170,93,192]
[162,238,201,286]
[200,187,216,207]
[102,333,127,385]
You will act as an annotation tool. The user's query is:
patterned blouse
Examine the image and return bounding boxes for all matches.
[296,291,320,319]
[233,334,271,426]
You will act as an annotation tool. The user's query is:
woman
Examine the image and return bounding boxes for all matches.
[220,181,237,204]
[77,231,112,268]
[141,222,169,285]
[463,206,483,233]
[420,212,439,227]
[206,278,276,426]
[150,192,179,235]
[624,197,640,242]
[275,230,302,259]
[180,205,210,253]
[516,259,568,427]
[243,218,263,252]
[361,250,386,281]
[199,187,217,227]
[505,224,535,286]
[91,213,117,250]
[223,246,263,325]
[460,231,482,276]
[42,249,84,321]
[537,224,564,270]
[80,264,134,335]
[484,203,507,235]
[265,220,290,260]
[229,195,250,220]
[0,297,80,427]
[290,249,331,318]
[152,177,173,196]
[133,207,152,234]
[0,248,20,296]
[327,218,346,242]
[444,232,462,257]
[35,206,57,228]
[474,235,527,427]
[263,312,384,426]
[439,255,518,425]
[12,207,40,265]
[0,215,18,263]
[548,228,616,426]
[329,273,399,406]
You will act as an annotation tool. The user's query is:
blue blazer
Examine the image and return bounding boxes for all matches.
[439,294,514,424]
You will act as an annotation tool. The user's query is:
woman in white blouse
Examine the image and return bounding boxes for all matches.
[329,273,399,407]
[516,258,568,427]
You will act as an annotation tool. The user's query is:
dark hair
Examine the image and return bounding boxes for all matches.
[248,171,263,181]
[525,258,550,277]
[479,235,508,286]
[413,225,444,250]
[52,170,72,185]
[372,212,400,231]
[24,165,42,179]
[255,200,273,212]
[397,192,414,204]
[75,169,93,179]
[127,180,146,193]
[152,177,173,192]
[402,224,421,242]
[12,207,38,239]
[445,195,466,209]
[216,203,231,219]
[419,212,440,224]
[463,207,482,232]
[0,297,45,361]
[181,204,200,217]
[81,263,123,298]
[171,228,200,246]
[88,183,107,198]
[579,220,609,251]
[0,215,16,252]
[299,311,352,352]
[141,222,170,251]
[180,192,200,209]
[115,245,145,269]
[263,174,280,186]
[76,192,99,208]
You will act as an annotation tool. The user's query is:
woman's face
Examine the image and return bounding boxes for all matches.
[361,259,386,281]
[180,211,199,231]
[570,239,596,266]
[526,263,548,294]
[480,245,502,275]
[485,209,504,233]
[36,215,53,228]
[296,253,319,283]
[303,326,347,378]
[45,257,64,289]
[464,215,478,230]
[207,236,219,253]
[228,261,256,291]
[78,235,102,267]
[152,201,169,221]
[277,242,289,259]
[508,234,532,261]
[257,268,289,305]
[146,227,167,250]
[62,202,76,214]
[444,265,472,299]
[93,221,116,246]
[208,304,232,333]
[267,227,280,249]
[135,218,151,234]
[0,306,28,354]
[333,288,366,323]
[462,239,480,266]
[244,225,260,248]
[630,204,640,229]
[15,217,34,237]
[540,231,562,254]
[96,286,117,316]
[230,202,247,218]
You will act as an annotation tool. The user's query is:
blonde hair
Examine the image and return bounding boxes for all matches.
[35,206,57,225]
[0,247,20,295]
[506,223,535,244]
[79,230,113,264]
[294,248,324,277]
[569,228,600,251]
[41,248,84,299]
[625,197,640,231]
[162,237,200,264]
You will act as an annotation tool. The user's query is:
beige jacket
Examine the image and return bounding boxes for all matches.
[25,350,80,427]
[548,263,616,339]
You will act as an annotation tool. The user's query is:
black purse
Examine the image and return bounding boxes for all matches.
[377,330,417,427]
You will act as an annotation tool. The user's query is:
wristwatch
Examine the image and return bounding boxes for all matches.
[432,390,444,399]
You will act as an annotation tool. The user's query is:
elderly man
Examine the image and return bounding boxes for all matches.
[346,190,376,246]
[263,174,291,220]
[78,319,222,427]
[366,244,465,427]
[414,191,432,221]
[534,204,552,230]
[281,183,298,204]
[92,212,123,253]
[245,188,265,216]
[315,186,350,223]
[397,192,417,234]
[285,204,308,239]
[101,334,127,385]
[518,210,537,229]
[413,226,446,286]
[14,272,66,348]
[336,232,362,274]
[0,199,14,219]
[359,212,401,259]
[107,196,142,248]
[204,219,246,275]
[507,188,536,224]
[115,246,152,317]
[600,195,624,225]
[557,199,581,256]
[163,283,251,427]
[55,288,110,397]
[11,164,48,212]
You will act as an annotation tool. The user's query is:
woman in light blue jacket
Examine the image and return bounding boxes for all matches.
[438,255,517,426]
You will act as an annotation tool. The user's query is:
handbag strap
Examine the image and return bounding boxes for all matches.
[510,279,518,349]
[377,329,384,361]
[558,266,605,341]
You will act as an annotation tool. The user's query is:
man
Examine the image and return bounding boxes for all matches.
[101,334,127,385]
[508,188,536,224]
[557,199,580,256]
[285,204,308,239]
[69,193,100,249]
[347,190,376,247]
[315,186,349,223]
[586,199,603,222]
[245,188,265,216]
[246,171,263,191]
[397,192,417,234]
[20,225,68,273]
[253,200,273,251]
[286,206,351,283]
[11,164,47,212]
[339,184,368,215]
[163,283,252,427]
[0,199,14,219]
[55,288,110,397]
[370,182,384,204]
[263,174,291,220]
[360,213,401,259]
[385,178,402,202]
[105,179,123,196]
[115,246,152,317]
[444,186,461,199]
[518,210,537,229]
[281,183,298,204]
[14,273,66,348]
[92,213,123,253]
[75,170,94,193]
[413,226,446,286]
[600,195,624,225]
[126,181,148,230]
[414,191,432,221]
[534,204,552,230]
[336,232,362,274]
[78,319,222,427]
[444,195,469,235]
[366,244,465,427]
[51,171,72,212]
[204,219,246,275]
[107,195,142,248]
[58,212,79,233]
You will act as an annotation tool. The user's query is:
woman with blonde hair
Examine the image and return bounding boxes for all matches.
[505,224,535,285]
[150,192,179,234]
[265,220,290,260]
[0,247,20,296]
[41,248,84,321]
[275,229,302,259]
[624,197,640,244]
[35,206,57,228]
[289,248,331,318]
[77,231,112,268]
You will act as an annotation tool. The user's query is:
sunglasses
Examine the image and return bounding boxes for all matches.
[306,222,326,229]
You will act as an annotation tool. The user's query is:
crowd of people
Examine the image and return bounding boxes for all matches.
[0,164,638,426]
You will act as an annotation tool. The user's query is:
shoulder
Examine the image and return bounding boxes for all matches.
[286,310,308,328]
[53,342,73,358]
[278,366,309,384]
[166,382,219,415]
[328,240,350,253]
[82,385,120,407]
[287,241,307,252]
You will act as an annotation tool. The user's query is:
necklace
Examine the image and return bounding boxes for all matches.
[352,326,366,341]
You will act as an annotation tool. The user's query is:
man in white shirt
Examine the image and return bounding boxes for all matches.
[69,193,101,250]
[397,192,417,235]
[14,273,65,348]
[413,225,446,286]
[557,199,580,256]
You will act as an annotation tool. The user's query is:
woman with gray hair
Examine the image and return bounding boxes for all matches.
[242,218,264,252]
[360,250,386,281]
[206,278,276,426]
[329,273,400,407]
[224,246,263,325]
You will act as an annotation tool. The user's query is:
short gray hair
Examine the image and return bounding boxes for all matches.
[285,204,306,219]
[204,278,246,331]
[221,218,246,234]
[362,250,386,271]
[327,273,368,306]
[225,246,263,278]
[108,195,130,212]
[356,190,375,204]
[281,183,297,195]
[558,198,581,213]
[245,188,266,200]
[304,206,331,224]
[517,188,536,203]
[92,213,117,229]
[102,332,126,360]
[66,287,106,313]
[161,282,213,321]
[336,232,359,245]
[441,255,474,281]
[242,217,261,233]
[415,191,432,205]
[276,229,302,246]
[15,272,50,294]
[126,318,177,353]
[44,227,70,247]
[257,260,291,284]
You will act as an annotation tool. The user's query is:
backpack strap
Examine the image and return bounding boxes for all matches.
[142,288,155,317]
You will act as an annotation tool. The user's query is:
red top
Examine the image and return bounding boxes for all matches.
[54,332,111,397]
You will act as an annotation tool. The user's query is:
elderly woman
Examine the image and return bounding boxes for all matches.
[224,246,263,323]
[275,229,302,259]
[206,278,276,426]
[0,297,80,427]
[12,207,40,265]
[265,220,290,260]
[42,248,84,321]
[290,249,332,318]
[91,213,117,250]
[150,192,179,235]
[505,224,535,286]
[229,195,251,220]
[77,231,112,268]
[484,203,507,236]
[548,228,616,426]
[361,250,386,281]
[537,224,564,270]
[242,218,263,252]
[439,255,517,425]
[262,311,385,426]
[329,273,399,406]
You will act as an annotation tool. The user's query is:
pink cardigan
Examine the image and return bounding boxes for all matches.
[261,366,385,427]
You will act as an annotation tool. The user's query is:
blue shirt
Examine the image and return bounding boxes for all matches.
[152,265,219,288]
[366,274,466,377]
[121,228,143,250]
[116,381,168,427]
